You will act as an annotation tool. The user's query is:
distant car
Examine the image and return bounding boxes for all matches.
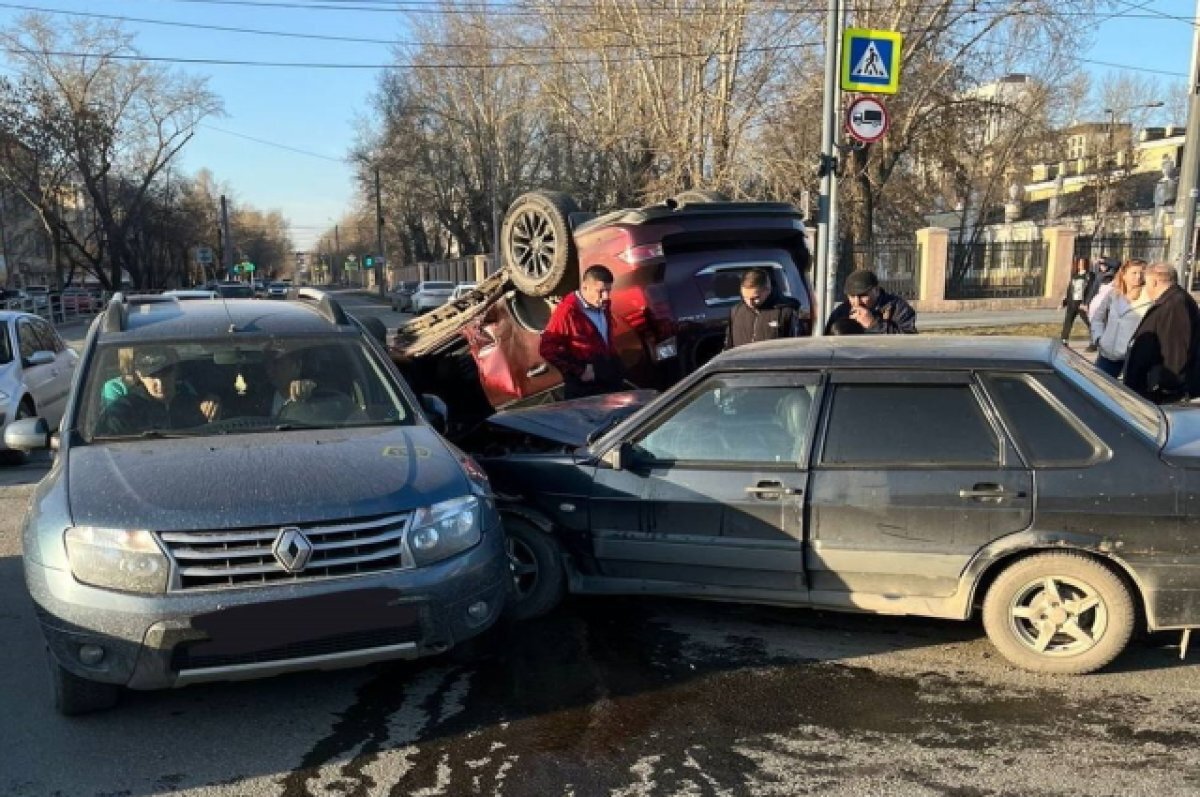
[0,310,78,465]
[60,287,97,314]
[450,283,478,302]
[162,290,218,301]
[411,281,456,314]
[266,282,289,299]
[25,285,50,309]
[389,281,419,313]
[215,282,254,299]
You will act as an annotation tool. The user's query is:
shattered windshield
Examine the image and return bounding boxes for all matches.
[80,337,413,441]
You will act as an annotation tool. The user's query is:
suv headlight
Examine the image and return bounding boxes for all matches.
[64,527,170,594]
[407,495,485,566]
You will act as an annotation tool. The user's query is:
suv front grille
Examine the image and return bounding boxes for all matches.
[159,513,413,591]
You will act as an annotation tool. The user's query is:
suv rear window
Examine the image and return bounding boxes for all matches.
[80,337,413,441]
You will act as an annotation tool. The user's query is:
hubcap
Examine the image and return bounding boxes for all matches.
[1008,575,1108,657]
[506,537,539,598]
[509,209,557,280]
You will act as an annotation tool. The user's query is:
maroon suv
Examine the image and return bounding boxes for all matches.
[393,190,815,419]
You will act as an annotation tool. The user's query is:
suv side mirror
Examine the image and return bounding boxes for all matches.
[421,394,449,433]
[4,417,50,451]
[26,350,55,367]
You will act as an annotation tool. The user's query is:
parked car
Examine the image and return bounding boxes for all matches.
[59,287,97,314]
[215,282,254,299]
[451,282,478,302]
[393,190,814,421]
[4,290,508,714]
[390,281,419,312]
[411,281,456,314]
[266,281,290,299]
[473,336,1200,675]
[0,311,78,465]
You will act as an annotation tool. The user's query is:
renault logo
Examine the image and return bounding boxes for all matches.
[273,527,313,573]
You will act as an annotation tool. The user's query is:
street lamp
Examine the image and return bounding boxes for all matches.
[1096,101,1163,238]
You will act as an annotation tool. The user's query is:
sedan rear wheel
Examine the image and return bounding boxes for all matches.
[502,514,565,621]
[982,552,1134,674]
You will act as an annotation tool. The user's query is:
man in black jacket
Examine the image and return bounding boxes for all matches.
[96,348,216,436]
[825,269,918,334]
[724,268,803,349]
[1124,263,1200,404]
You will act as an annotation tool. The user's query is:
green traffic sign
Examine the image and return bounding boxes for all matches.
[241,261,257,273]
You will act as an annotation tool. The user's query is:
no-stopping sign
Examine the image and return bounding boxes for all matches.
[846,96,890,144]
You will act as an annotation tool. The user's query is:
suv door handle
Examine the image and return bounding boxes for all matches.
[745,481,803,498]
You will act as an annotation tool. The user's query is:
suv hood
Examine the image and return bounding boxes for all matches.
[486,390,656,447]
[67,426,470,530]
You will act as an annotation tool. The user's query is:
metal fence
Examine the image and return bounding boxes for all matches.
[840,241,923,300]
[1,292,106,325]
[945,240,1048,300]
[1073,235,1169,265]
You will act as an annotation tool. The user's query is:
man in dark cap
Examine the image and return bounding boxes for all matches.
[825,269,917,334]
[724,268,803,349]
[96,347,217,436]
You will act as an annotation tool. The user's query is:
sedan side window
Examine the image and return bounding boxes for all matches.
[634,380,815,466]
[983,373,1103,466]
[821,383,999,466]
[32,319,64,353]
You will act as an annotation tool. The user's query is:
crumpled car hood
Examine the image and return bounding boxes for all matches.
[485,390,657,447]
[67,426,469,530]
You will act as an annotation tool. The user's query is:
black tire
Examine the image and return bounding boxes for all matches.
[47,650,120,716]
[0,399,34,466]
[502,191,580,298]
[982,552,1135,675]
[675,189,729,204]
[502,513,565,621]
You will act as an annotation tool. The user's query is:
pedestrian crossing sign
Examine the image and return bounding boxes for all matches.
[841,28,902,94]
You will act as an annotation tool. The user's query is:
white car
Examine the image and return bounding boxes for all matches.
[0,311,78,464]
[451,283,478,302]
[411,281,456,314]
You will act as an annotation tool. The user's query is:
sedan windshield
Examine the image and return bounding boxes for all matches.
[80,337,413,440]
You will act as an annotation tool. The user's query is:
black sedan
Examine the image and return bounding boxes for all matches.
[477,336,1200,674]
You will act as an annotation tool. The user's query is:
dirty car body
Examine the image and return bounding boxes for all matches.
[477,336,1200,674]
[9,291,508,714]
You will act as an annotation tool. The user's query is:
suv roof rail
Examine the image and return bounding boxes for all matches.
[103,295,128,332]
[291,287,349,326]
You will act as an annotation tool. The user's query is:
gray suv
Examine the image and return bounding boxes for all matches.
[5,290,509,714]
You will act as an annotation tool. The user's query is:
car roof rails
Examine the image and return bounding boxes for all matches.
[291,287,349,326]
[103,293,180,332]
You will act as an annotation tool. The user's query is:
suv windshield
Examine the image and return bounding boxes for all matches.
[80,337,413,440]
[216,284,253,298]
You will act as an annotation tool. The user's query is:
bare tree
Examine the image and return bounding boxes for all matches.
[0,13,222,289]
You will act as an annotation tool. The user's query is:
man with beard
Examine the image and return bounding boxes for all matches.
[724,268,803,349]
[825,269,918,334]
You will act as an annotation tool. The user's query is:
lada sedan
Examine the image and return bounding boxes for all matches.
[477,336,1200,674]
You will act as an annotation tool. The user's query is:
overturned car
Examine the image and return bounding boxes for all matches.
[391,190,815,426]
[475,336,1200,675]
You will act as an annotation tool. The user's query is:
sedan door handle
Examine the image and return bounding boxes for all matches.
[959,483,1025,500]
[745,481,803,498]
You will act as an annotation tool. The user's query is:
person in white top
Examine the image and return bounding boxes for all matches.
[1089,259,1151,378]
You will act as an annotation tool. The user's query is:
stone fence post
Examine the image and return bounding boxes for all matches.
[915,227,949,302]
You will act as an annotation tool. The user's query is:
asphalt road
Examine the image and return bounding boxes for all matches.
[6,291,1198,796]
[3,449,1200,797]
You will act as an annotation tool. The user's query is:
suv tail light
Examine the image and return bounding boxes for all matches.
[617,243,664,264]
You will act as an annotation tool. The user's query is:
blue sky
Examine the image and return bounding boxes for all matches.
[0,0,1193,250]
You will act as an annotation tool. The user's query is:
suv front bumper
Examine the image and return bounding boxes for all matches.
[27,522,509,690]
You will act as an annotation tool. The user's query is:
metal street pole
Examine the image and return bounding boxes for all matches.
[813,0,843,336]
[1170,0,1200,286]
[375,166,387,296]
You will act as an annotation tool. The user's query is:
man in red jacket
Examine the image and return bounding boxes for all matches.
[540,265,625,399]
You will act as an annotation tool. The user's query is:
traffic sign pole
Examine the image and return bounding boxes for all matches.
[814,0,844,337]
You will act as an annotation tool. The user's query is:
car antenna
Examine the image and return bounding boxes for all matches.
[220,286,240,333]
